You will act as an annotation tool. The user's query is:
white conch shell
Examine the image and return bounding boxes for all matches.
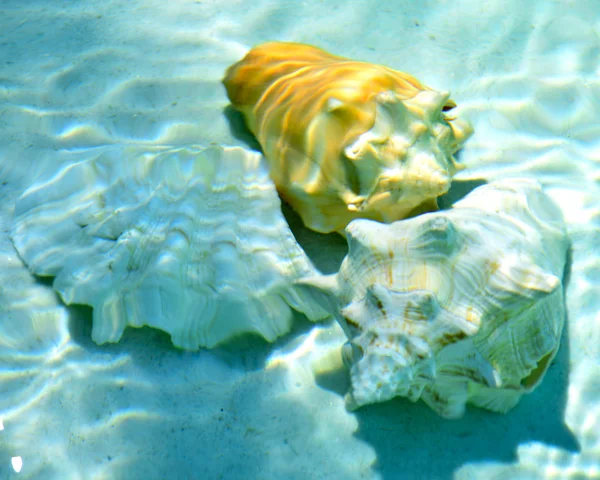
[11,145,329,350]
[299,179,569,418]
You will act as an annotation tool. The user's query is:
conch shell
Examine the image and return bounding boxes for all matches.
[223,41,473,233]
[11,145,329,350]
[299,180,569,418]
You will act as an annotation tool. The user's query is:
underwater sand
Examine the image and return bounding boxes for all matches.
[0,0,599,478]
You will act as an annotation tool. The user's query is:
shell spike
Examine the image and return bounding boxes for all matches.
[493,260,561,302]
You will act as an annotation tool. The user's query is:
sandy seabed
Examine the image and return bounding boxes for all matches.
[0,0,599,479]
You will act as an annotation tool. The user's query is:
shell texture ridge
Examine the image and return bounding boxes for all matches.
[223,42,473,234]
[11,145,329,350]
[301,179,568,418]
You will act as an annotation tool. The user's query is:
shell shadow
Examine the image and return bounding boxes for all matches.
[64,293,320,373]
[281,201,348,275]
[438,177,488,210]
[222,105,263,153]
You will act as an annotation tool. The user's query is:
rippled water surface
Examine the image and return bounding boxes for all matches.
[1,1,599,479]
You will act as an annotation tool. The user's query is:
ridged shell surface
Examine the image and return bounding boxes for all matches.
[223,42,473,234]
[300,179,569,418]
[11,145,329,350]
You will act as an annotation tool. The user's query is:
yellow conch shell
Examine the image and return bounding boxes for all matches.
[223,42,473,234]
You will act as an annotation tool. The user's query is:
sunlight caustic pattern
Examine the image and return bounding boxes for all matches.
[1,0,599,478]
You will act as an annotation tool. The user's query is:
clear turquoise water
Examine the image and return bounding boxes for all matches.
[1,1,599,479]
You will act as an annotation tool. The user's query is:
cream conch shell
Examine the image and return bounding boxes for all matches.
[11,145,329,350]
[298,179,569,418]
[223,41,473,234]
